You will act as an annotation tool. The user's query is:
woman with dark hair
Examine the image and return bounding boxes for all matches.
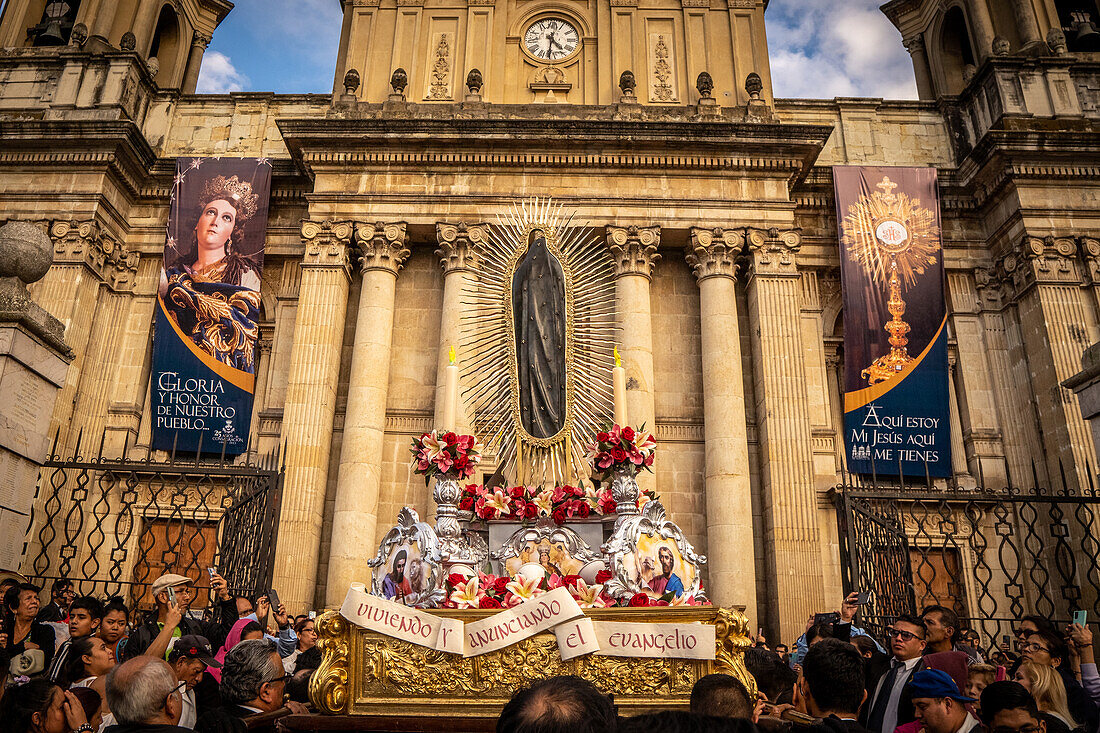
[0,678,90,733]
[283,616,318,673]
[60,636,115,690]
[158,173,263,373]
[4,583,56,671]
[95,598,128,663]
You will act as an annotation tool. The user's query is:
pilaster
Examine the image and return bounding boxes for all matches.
[325,221,410,608]
[606,225,660,493]
[743,226,824,641]
[275,220,354,612]
[434,222,485,433]
[684,227,755,625]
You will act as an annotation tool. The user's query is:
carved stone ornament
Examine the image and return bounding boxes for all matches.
[618,70,637,98]
[651,36,675,102]
[745,72,763,100]
[490,517,601,573]
[606,225,661,279]
[696,71,714,99]
[355,221,410,274]
[146,56,160,79]
[300,219,353,270]
[343,68,361,95]
[366,508,447,608]
[992,36,1011,56]
[48,220,139,291]
[745,227,801,277]
[436,222,486,273]
[466,68,483,95]
[686,228,744,282]
[120,31,137,52]
[1047,27,1069,56]
[428,34,452,100]
[391,67,408,95]
[600,500,707,602]
[69,23,88,46]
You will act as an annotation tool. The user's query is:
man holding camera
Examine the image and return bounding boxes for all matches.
[122,572,238,661]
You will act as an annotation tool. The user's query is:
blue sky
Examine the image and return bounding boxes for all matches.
[197,0,918,99]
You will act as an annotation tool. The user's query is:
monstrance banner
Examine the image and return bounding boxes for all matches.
[151,158,272,454]
[833,166,951,478]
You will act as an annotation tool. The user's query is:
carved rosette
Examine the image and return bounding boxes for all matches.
[355,222,410,274]
[436,222,487,274]
[606,225,661,279]
[1080,236,1100,284]
[686,228,743,282]
[48,220,139,291]
[308,610,350,714]
[301,220,354,271]
[745,227,801,277]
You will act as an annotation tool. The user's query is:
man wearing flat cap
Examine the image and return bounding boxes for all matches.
[123,572,238,662]
[908,668,980,733]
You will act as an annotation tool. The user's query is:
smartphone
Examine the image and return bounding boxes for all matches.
[1002,634,1011,646]
[814,612,841,626]
[267,588,281,611]
[1074,610,1088,627]
[167,586,177,606]
[308,610,316,620]
[856,590,871,605]
[207,567,216,578]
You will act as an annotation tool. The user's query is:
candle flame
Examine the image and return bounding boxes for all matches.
[614,346,621,368]
[449,345,456,365]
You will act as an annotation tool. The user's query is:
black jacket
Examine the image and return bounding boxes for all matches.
[104,723,193,733]
[1059,667,1099,733]
[860,657,925,733]
[121,598,239,662]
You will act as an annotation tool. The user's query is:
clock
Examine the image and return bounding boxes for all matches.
[523,17,580,62]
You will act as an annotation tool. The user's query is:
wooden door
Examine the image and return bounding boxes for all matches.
[130,518,218,613]
[909,547,968,617]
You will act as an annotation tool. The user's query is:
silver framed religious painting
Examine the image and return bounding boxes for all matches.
[491,517,600,577]
[601,500,707,602]
[367,508,446,608]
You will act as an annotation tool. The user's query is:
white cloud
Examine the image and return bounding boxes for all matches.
[766,0,918,99]
[196,51,250,94]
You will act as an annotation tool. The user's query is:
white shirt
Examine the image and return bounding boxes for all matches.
[283,648,301,673]
[956,712,980,733]
[180,687,197,729]
[870,656,922,733]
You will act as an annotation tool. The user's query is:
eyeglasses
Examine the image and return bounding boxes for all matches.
[166,681,186,703]
[886,627,924,642]
[991,726,1042,733]
[263,672,292,687]
[1020,642,1049,653]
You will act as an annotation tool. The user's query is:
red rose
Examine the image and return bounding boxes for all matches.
[551,507,567,525]
[448,573,468,587]
[524,502,538,519]
[443,431,458,445]
[510,499,526,518]
[600,591,617,606]
[622,426,636,441]
[575,502,591,518]
[479,596,502,609]
[611,448,627,462]
[595,569,612,583]
[507,485,523,499]
[596,432,611,443]
[562,575,583,589]
[492,576,510,594]
[458,495,475,511]
[628,593,650,607]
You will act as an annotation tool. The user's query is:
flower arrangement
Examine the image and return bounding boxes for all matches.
[458,483,656,522]
[585,424,656,482]
[444,570,704,609]
[410,430,482,483]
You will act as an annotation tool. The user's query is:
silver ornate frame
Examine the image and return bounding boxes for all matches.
[490,517,600,573]
[367,508,447,608]
[600,500,707,601]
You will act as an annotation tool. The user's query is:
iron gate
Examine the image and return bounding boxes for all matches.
[21,431,283,619]
[833,470,1100,658]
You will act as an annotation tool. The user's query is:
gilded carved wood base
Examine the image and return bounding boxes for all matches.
[309,606,755,717]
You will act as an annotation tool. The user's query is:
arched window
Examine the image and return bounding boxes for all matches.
[30,0,82,46]
[148,5,181,84]
[1054,0,1100,52]
[939,6,976,95]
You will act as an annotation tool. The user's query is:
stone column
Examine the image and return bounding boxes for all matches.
[273,220,354,612]
[181,33,211,93]
[744,227,824,642]
[947,355,971,482]
[325,222,410,608]
[606,225,660,492]
[685,228,756,622]
[903,35,935,100]
[965,0,996,61]
[825,347,847,471]
[434,222,485,434]
[132,2,161,56]
[1011,0,1043,47]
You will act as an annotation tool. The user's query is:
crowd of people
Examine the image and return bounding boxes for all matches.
[1,573,1097,733]
[0,573,318,733]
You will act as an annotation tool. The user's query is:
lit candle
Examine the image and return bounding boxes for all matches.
[443,345,459,430]
[613,346,628,428]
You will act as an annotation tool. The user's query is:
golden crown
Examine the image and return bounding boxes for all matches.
[199,175,259,222]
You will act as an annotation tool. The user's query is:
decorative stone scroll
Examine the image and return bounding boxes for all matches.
[601,500,707,602]
[355,221,410,273]
[686,228,743,281]
[606,225,661,279]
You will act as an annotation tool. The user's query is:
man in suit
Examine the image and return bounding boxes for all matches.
[36,578,74,624]
[195,639,304,733]
[863,614,927,733]
[801,638,875,733]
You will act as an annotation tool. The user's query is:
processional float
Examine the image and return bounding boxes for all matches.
[309,200,755,719]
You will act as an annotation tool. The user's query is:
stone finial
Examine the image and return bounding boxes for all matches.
[618,70,637,99]
[146,56,160,79]
[69,23,88,47]
[0,221,52,285]
[120,31,137,52]
[992,36,1011,56]
[466,68,483,95]
[343,68,361,95]
[390,67,408,95]
[962,64,977,84]
[745,72,763,100]
[1047,27,1069,55]
[696,71,714,99]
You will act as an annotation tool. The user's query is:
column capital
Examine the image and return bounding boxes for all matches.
[686,227,743,282]
[745,227,801,278]
[606,225,661,279]
[192,32,212,49]
[1077,236,1100,284]
[301,219,354,270]
[356,221,410,274]
[997,234,1081,297]
[48,219,139,291]
[435,222,486,274]
[902,34,925,55]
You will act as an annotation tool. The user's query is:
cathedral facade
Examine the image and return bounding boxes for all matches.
[1,0,1099,641]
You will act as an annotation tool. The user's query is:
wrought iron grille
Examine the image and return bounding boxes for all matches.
[22,430,283,621]
[833,467,1100,661]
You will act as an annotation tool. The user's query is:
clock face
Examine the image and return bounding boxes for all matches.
[524,18,580,61]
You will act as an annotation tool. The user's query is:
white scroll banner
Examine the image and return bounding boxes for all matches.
[341,584,464,654]
[553,617,600,660]
[463,586,584,657]
[592,620,716,659]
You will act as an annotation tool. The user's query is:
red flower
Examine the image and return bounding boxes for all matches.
[562,575,583,589]
[509,485,526,499]
[622,426,636,441]
[511,499,527,518]
[611,448,628,462]
[524,502,538,519]
[551,507,567,525]
[458,495,475,511]
[596,431,611,443]
[479,596,503,609]
[644,453,654,467]
[492,576,510,595]
[447,573,468,588]
[654,599,670,606]
[575,502,591,518]
[443,431,458,445]
[595,569,612,583]
[628,593,650,607]
[454,455,469,472]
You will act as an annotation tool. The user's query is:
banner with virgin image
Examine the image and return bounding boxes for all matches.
[151,158,272,454]
[833,166,951,478]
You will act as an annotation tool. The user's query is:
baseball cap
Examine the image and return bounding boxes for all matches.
[151,573,193,598]
[907,668,976,702]
[170,634,222,668]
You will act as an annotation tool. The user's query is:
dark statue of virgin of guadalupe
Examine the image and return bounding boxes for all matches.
[512,229,568,439]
